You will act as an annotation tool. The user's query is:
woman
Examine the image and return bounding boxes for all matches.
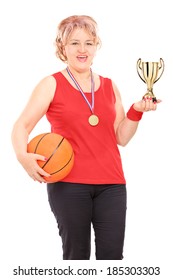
[11,15,160,260]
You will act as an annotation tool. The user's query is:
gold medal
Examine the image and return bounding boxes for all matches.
[88,114,99,126]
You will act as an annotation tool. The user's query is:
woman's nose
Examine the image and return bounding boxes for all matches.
[78,43,86,52]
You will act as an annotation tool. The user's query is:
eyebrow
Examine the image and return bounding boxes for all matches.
[69,39,94,42]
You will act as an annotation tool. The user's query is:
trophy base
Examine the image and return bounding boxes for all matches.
[142,93,157,103]
[152,97,157,102]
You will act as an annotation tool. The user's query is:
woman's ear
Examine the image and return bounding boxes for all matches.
[62,45,66,57]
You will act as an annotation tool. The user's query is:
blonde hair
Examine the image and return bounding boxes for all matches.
[55,15,101,62]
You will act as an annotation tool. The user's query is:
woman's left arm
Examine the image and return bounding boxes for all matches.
[112,81,161,146]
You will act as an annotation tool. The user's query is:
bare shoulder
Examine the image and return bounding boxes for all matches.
[111,80,122,101]
[36,75,56,93]
[111,79,125,125]
[32,75,57,102]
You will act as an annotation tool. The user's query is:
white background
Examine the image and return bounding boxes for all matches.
[0,0,173,279]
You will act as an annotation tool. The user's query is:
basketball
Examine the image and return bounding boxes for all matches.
[27,133,74,183]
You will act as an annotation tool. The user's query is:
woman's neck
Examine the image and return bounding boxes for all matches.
[67,66,92,82]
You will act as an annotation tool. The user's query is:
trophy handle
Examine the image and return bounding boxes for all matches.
[154,58,165,83]
[136,58,146,83]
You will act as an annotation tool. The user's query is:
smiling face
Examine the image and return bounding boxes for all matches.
[63,28,98,72]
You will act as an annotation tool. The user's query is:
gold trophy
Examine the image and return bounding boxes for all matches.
[137,58,164,102]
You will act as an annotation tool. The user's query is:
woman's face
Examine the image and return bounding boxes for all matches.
[64,28,97,72]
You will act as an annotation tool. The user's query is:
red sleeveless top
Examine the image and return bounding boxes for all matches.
[46,72,126,184]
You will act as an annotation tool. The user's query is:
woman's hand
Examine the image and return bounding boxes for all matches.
[18,153,50,183]
[133,97,162,112]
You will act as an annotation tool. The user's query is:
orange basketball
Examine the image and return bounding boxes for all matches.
[27,133,74,183]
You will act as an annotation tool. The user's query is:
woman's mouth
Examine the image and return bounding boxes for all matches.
[77,55,88,63]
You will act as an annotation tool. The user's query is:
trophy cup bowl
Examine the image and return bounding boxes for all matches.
[137,58,164,102]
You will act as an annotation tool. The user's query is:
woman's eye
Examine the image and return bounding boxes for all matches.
[86,42,94,46]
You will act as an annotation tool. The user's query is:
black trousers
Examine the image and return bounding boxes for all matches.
[47,182,127,260]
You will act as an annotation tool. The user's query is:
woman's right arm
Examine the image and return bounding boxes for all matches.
[11,75,56,183]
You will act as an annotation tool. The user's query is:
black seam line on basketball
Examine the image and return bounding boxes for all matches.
[34,133,50,154]
[49,152,74,175]
[41,137,65,169]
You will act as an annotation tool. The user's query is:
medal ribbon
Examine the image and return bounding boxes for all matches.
[66,67,95,114]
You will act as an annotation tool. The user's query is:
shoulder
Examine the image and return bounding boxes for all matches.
[111,80,120,94]
[105,78,122,101]
[32,75,57,103]
[99,74,121,97]
[37,74,56,88]
[96,73,117,88]
[40,71,64,86]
